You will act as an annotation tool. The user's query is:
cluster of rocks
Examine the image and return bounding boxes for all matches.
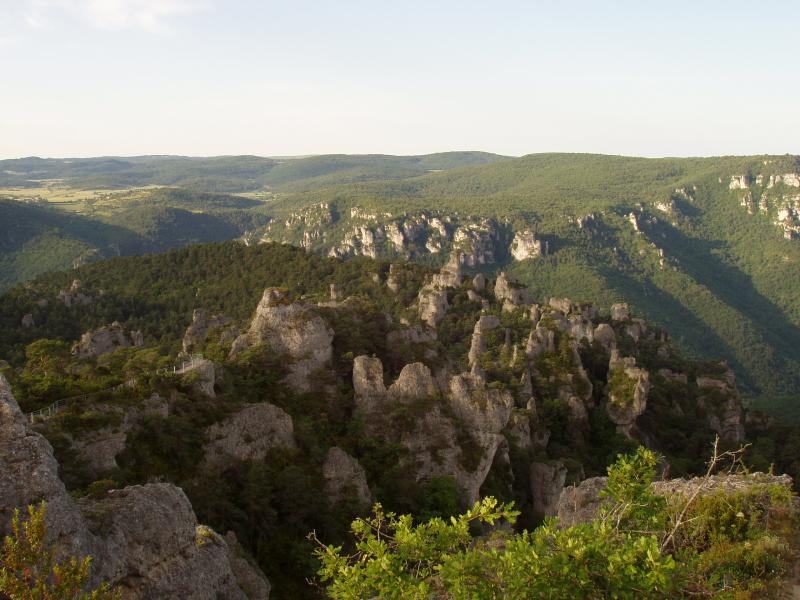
[0,375,271,599]
[352,356,516,505]
[259,204,553,265]
[727,173,800,239]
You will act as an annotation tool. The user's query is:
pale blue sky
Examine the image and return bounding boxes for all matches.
[1,0,798,158]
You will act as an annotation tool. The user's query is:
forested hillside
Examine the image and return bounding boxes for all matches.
[1,241,798,597]
[2,152,800,413]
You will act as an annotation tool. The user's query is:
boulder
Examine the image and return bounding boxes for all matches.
[353,355,387,413]
[510,230,544,260]
[21,313,35,328]
[472,273,487,291]
[203,403,296,470]
[322,447,372,509]
[417,287,449,327]
[593,323,616,349]
[81,484,270,599]
[493,272,528,306]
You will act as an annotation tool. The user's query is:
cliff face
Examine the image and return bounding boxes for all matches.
[0,375,271,599]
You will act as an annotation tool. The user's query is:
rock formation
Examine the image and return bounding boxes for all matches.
[530,460,568,519]
[467,315,501,368]
[182,309,233,354]
[72,322,144,359]
[0,375,270,598]
[493,272,529,308]
[229,288,333,392]
[322,447,372,509]
[203,403,296,470]
[605,352,650,437]
[510,230,545,260]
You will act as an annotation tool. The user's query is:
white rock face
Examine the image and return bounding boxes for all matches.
[322,447,372,509]
[203,403,296,470]
[387,362,438,401]
[729,175,750,190]
[510,230,544,260]
[229,288,334,392]
[179,357,217,397]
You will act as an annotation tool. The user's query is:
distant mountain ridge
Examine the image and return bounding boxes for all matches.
[1,152,799,410]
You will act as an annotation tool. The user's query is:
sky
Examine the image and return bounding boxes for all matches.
[1,0,799,159]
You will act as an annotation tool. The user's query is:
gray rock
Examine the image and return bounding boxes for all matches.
[472,273,487,291]
[493,272,528,306]
[530,461,568,519]
[182,309,232,354]
[467,315,501,368]
[230,288,333,393]
[21,313,35,328]
[593,323,616,350]
[387,363,438,402]
[322,447,372,509]
[179,357,217,398]
[203,403,296,470]
[417,287,449,327]
[72,322,137,359]
[510,229,544,260]
[557,472,794,528]
[610,303,630,321]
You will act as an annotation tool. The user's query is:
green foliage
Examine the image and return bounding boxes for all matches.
[0,503,120,600]
[313,449,798,599]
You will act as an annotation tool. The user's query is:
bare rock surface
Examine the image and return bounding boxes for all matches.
[230,288,333,392]
[72,322,143,359]
[1,375,270,598]
[203,403,296,470]
[322,447,372,509]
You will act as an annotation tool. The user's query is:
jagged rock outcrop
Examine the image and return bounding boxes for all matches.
[467,315,501,368]
[695,370,745,443]
[82,484,270,599]
[179,357,217,397]
[203,403,296,470]
[0,375,93,560]
[605,352,650,437]
[530,460,568,519]
[493,272,528,308]
[418,286,449,327]
[557,472,793,529]
[229,288,333,392]
[350,357,514,505]
[322,447,372,509]
[1,375,270,598]
[183,309,233,354]
[526,325,555,358]
[510,230,546,260]
[387,362,438,401]
[72,322,144,359]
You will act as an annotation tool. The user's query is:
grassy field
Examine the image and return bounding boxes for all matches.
[0,184,165,216]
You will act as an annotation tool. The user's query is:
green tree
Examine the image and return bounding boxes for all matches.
[0,503,120,600]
